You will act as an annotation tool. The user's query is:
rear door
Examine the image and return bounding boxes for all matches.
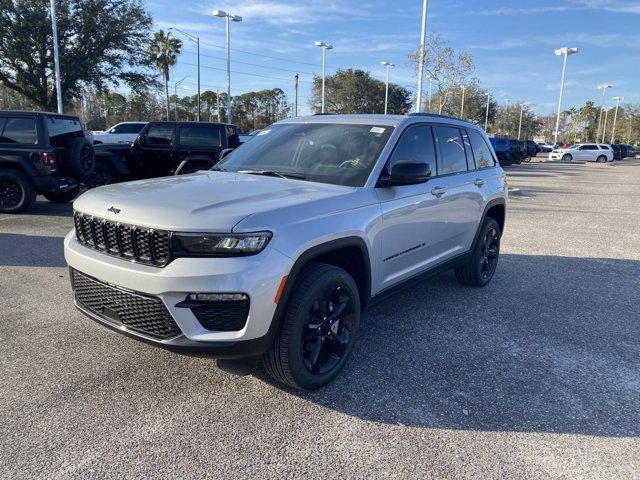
[577,144,598,161]
[174,124,226,166]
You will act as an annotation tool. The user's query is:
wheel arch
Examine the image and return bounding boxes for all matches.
[95,152,129,175]
[174,156,216,175]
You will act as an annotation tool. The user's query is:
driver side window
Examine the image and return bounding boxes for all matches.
[387,125,436,173]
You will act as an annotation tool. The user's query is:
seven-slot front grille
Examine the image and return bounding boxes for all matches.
[73,211,170,266]
[71,269,182,339]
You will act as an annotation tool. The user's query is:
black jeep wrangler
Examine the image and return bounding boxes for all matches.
[0,110,95,213]
[91,121,240,186]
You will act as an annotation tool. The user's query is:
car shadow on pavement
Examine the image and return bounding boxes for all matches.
[23,198,74,217]
[0,233,66,267]
[257,253,640,437]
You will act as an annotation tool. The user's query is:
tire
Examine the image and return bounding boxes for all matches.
[262,262,360,390]
[43,186,80,203]
[596,155,607,163]
[455,217,501,287]
[0,169,36,214]
[67,137,96,178]
[562,154,572,162]
[86,161,117,189]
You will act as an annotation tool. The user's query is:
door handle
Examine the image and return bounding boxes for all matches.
[474,178,485,187]
[430,186,446,197]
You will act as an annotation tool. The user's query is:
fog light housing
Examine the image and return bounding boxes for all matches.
[187,293,248,302]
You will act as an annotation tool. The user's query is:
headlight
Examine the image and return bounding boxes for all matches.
[173,231,272,256]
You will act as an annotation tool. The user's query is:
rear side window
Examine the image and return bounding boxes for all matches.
[580,145,598,150]
[468,130,495,169]
[143,125,173,146]
[179,126,222,148]
[598,145,610,150]
[48,116,82,147]
[387,125,437,171]
[435,126,468,175]
[0,117,37,144]
[113,123,146,134]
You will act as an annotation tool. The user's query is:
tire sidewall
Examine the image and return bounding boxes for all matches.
[69,137,96,178]
[0,170,35,213]
[285,268,360,390]
[562,154,572,162]
[470,218,501,287]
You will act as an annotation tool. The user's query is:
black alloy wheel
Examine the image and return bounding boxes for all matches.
[479,225,499,281]
[0,177,23,209]
[301,284,355,375]
[80,145,94,173]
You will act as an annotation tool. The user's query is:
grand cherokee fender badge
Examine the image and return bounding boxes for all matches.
[107,206,121,214]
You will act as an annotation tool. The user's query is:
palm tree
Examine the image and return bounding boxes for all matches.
[146,30,182,120]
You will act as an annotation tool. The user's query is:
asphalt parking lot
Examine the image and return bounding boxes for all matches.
[1,159,639,478]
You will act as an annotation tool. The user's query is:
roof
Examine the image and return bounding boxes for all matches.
[0,109,80,119]
[277,113,479,129]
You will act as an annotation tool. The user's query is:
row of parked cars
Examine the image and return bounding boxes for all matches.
[0,111,241,213]
[548,143,640,162]
[488,137,541,166]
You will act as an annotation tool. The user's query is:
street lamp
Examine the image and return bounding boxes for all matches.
[553,47,578,146]
[381,61,394,114]
[415,0,429,112]
[484,93,491,131]
[314,41,333,113]
[213,10,242,123]
[610,96,624,143]
[169,28,201,121]
[174,75,189,121]
[597,83,613,142]
[517,102,529,140]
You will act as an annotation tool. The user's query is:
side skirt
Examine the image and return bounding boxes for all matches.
[365,251,471,310]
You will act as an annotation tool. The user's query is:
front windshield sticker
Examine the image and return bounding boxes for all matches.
[370,127,386,134]
[257,129,270,136]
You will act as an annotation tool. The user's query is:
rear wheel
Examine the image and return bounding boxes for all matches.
[262,263,360,390]
[455,217,501,287]
[596,155,607,163]
[43,186,80,203]
[0,169,36,214]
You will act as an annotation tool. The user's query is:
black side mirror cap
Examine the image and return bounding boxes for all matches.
[219,148,234,161]
[380,161,431,187]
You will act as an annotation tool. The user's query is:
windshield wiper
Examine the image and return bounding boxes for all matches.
[237,169,306,180]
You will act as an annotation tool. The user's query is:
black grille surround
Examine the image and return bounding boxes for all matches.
[71,269,182,340]
[182,300,250,332]
[73,211,171,266]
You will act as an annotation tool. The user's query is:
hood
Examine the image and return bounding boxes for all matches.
[73,171,354,232]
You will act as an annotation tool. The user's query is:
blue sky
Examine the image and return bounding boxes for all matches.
[148,0,640,116]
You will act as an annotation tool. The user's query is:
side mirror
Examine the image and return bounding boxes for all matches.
[219,148,234,160]
[380,161,431,187]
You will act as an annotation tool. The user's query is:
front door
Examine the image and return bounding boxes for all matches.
[135,123,176,178]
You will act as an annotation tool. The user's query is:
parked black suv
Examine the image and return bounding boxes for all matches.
[0,110,95,213]
[525,140,540,158]
[91,121,240,185]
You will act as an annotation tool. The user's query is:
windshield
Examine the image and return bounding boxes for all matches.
[217,123,394,187]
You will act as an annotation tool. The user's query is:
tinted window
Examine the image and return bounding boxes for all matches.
[468,130,495,169]
[496,140,507,147]
[179,126,222,148]
[598,145,610,150]
[387,125,436,171]
[435,126,468,174]
[143,125,173,146]
[580,145,598,150]
[113,123,146,134]
[0,117,37,144]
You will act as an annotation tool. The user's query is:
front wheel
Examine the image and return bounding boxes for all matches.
[455,217,501,287]
[263,263,360,390]
[562,154,572,162]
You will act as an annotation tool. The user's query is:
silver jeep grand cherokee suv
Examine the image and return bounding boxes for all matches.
[65,114,507,390]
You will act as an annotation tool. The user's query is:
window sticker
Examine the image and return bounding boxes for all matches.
[370,127,386,134]
[257,129,270,136]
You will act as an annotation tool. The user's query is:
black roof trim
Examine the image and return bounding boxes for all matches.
[409,112,468,122]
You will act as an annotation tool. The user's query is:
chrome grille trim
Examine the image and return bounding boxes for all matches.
[73,210,171,267]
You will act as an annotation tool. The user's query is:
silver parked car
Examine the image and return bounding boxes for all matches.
[65,113,507,390]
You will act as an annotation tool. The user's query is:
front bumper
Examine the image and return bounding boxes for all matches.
[64,231,293,357]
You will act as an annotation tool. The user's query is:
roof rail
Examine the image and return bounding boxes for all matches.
[409,112,467,122]
[312,112,336,115]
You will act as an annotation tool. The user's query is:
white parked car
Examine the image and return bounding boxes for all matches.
[549,143,614,162]
[91,122,147,145]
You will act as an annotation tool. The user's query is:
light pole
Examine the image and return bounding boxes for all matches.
[427,76,434,112]
[484,93,491,131]
[602,108,609,143]
[169,28,201,121]
[381,61,394,114]
[174,75,189,121]
[610,96,624,143]
[517,103,525,140]
[553,47,578,146]
[597,83,612,142]
[213,10,242,123]
[49,0,63,113]
[415,0,429,112]
[294,74,299,117]
[314,41,333,113]
[460,85,466,118]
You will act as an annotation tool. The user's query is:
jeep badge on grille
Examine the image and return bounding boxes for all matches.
[107,206,121,214]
